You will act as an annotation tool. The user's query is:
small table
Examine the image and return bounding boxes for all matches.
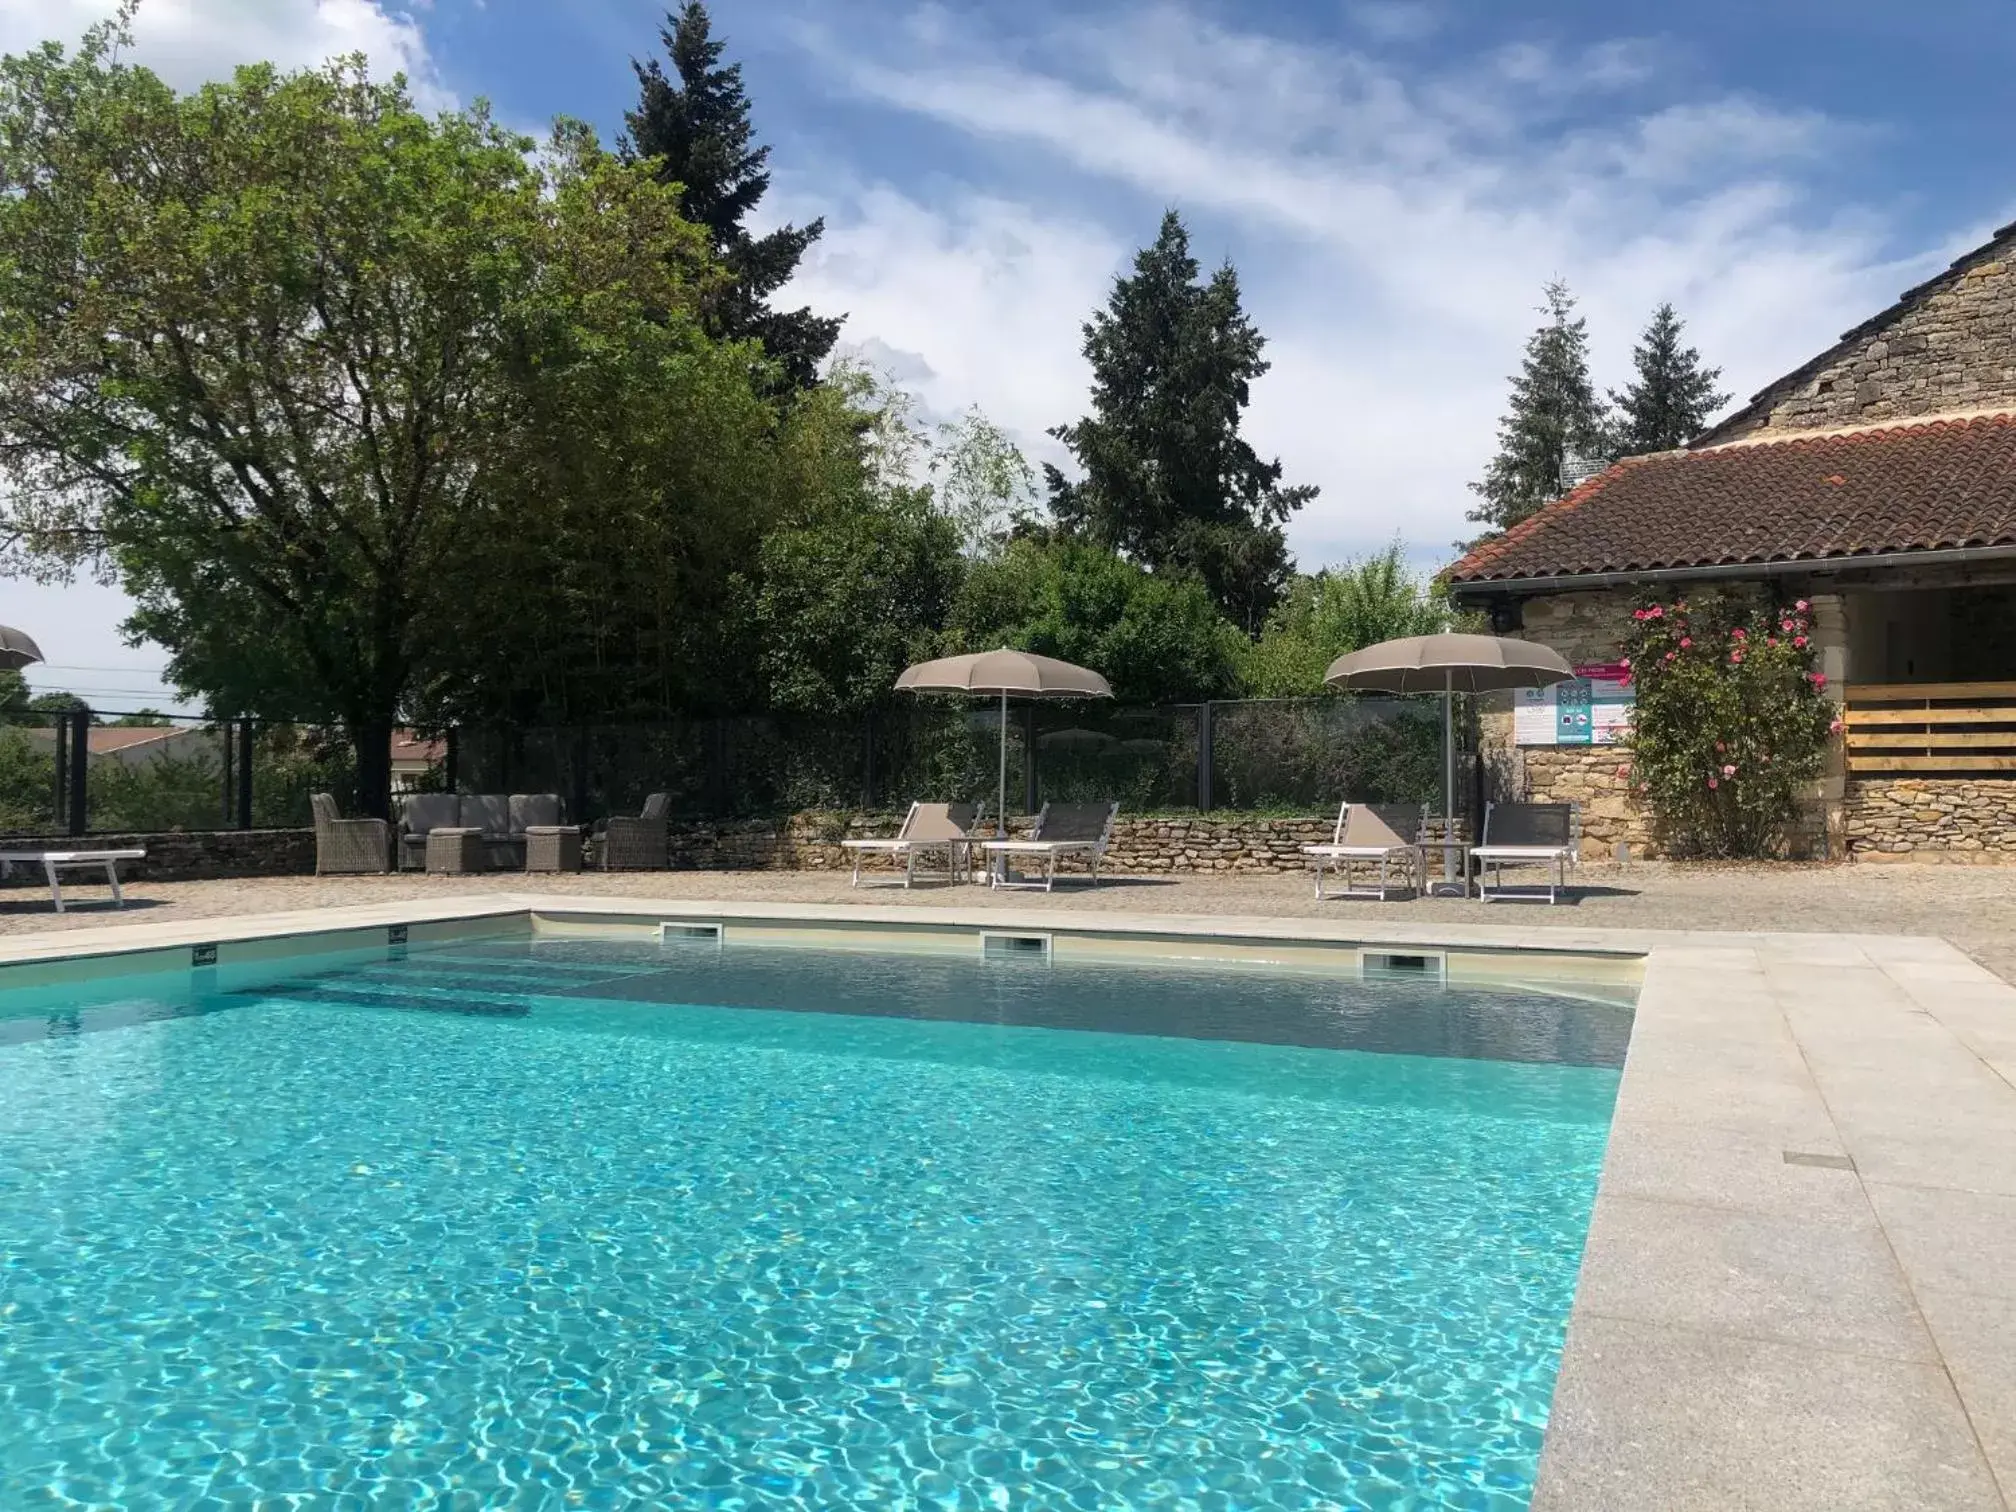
[0,849,146,912]
[524,826,583,873]
[425,827,486,875]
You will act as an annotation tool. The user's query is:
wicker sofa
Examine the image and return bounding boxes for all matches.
[397,793,567,871]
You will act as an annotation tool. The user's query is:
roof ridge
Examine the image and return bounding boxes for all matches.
[1689,407,2016,454]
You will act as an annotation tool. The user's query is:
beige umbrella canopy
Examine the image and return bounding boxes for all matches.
[897,649,1112,836]
[1326,633,1574,889]
[1323,633,1572,694]
[0,625,44,673]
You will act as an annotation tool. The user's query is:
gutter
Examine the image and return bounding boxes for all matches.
[1448,543,2016,601]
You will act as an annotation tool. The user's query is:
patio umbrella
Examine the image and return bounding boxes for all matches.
[896,649,1112,836]
[0,625,43,672]
[1324,633,1573,889]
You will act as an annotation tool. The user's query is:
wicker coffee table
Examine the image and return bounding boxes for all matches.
[524,826,583,873]
[425,827,486,875]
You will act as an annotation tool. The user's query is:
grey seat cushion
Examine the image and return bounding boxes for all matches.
[461,794,512,839]
[510,793,562,832]
[400,794,462,837]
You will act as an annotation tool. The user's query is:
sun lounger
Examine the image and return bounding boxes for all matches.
[1304,802,1424,900]
[0,848,146,912]
[982,800,1118,891]
[1472,801,1579,903]
[840,801,983,887]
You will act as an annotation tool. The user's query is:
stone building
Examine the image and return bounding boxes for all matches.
[1447,219,2016,860]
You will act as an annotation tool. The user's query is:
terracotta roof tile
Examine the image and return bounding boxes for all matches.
[1449,412,2016,588]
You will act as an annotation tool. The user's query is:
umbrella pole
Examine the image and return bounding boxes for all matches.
[1443,671,1457,889]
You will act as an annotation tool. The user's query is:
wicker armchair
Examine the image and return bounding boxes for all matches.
[311,793,391,875]
[594,792,670,870]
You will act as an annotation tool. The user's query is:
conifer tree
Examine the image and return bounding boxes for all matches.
[1468,281,1608,534]
[625,3,839,389]
[1048,211,1315,631]
[1610,302,1728,455]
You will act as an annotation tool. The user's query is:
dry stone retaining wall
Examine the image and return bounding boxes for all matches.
[670,814,1342,875]
[1844,779,2016,860]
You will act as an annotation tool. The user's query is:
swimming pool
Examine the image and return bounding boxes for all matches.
[0,932,1630,1508]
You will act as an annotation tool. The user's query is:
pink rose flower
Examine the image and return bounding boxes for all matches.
[1664,651,1677,662]
[1731,627,1747,640]
[1707,777,1719,789]
[1795,599,1810,612]
[1679,636,1691,648]
[1829,718,1844,734]
[1730,649,1744,663]
[1722,763,1737,777]
[1794,635,1808,648]
[1809,671,1827,688]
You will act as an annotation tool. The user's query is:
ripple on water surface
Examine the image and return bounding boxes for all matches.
[0,940,1627,1509]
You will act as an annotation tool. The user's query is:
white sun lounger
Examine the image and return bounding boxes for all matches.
[1303,802,1424,900]
[839,801,983,887]
[1472,802,1579,903]
[982,801,1119,891]
[0,848,147,912]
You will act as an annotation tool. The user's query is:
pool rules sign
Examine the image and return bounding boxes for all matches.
[1513,663,1634,746]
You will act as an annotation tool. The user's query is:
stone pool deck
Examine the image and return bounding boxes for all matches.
[0,889,2011,1509]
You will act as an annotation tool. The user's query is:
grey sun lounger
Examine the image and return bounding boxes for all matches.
[1472,801,1579,903]
[0,848,147,912]
[1304,802,1424,900]
[840,801,984,887]
[982,801,1119,891]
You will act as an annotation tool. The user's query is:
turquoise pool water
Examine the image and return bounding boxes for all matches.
[0,938,1629,1509]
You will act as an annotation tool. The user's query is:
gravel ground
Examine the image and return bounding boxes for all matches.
[2,859,2013,981]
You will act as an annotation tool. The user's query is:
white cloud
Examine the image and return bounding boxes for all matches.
[776,1,1941,570]
[0,0,448,108]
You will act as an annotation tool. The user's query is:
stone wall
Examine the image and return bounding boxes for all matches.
[0,828,315,882]
[1711,236,2016,441]
[671,814,1344,875]
[1844,779,2016,861]
[1475,588,1654,859]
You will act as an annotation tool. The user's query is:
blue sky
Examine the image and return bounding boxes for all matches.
[1,0,2011,711]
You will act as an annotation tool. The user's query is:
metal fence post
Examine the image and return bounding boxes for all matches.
[1197,702,1214,812]
[51,715,67,833]
[237,719,255,828]
[1023,704,1038,817]
[862,710,875,811]
[67,708,89,837]
[443,728,459,792]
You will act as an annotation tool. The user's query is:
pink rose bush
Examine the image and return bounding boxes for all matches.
[1618,593,1837,858]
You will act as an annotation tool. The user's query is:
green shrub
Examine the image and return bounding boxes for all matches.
[1622,593,1835,858]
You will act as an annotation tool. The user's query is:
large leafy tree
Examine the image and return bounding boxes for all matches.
[951,539,1246,705]
[1468,280,1609,535]
[0,22,754,814]
[1610,302,1728,456]
[625,3,840,391]
[1048,211,1314,631]
[1242,544,1452,697]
